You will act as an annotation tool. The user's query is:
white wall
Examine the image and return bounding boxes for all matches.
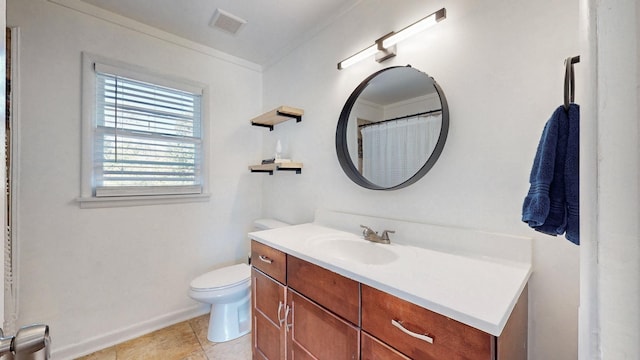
[590,0,640,357]
[579,1,640,358]
[8,0,263,357]
[262,0,580,359]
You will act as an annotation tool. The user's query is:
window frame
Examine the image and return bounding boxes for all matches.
[78,52,210,208]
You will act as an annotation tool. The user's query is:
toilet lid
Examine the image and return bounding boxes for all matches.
[190,263,250,291]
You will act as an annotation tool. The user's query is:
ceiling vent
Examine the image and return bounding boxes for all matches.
[209,8,247,35]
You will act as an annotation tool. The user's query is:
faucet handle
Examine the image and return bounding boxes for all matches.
[381,230,395,241]
[360,225,375,234]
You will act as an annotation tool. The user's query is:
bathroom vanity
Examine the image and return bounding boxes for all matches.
[249,216,531,360]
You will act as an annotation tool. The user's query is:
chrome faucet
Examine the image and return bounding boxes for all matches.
[360,225,394,244]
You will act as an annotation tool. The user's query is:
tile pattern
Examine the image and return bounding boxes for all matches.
[76,315,251,360]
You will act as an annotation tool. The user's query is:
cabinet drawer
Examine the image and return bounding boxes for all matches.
[361,331,410,360]
[362,285,494,360]
[287,255,360,326]
[251,240,286,284]
[288,290,360,360]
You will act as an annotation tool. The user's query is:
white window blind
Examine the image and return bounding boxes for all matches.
[94,65,203,197]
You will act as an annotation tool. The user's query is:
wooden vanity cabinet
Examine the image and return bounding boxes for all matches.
[251,240,528,360]
[251,240,360,360]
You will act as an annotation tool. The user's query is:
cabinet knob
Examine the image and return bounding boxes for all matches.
[258,255,273,264]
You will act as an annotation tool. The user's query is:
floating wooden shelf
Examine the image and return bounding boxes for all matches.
[250,106,304,131]
[249,162,303,175]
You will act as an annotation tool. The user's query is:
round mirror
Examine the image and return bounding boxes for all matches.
[336,66,449,190]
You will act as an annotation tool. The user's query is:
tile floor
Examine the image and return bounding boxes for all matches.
[76,314,252,360]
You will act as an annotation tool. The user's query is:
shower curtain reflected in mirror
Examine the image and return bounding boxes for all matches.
[361,114,442,188]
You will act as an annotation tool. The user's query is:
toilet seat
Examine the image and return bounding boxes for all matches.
[190,263,250,292]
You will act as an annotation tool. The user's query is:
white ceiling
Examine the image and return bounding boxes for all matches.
[360,67,437,106]
[79,0,361,67]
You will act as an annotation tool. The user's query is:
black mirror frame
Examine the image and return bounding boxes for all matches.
[335,65,449,190]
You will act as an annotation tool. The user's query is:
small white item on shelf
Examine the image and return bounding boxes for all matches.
[274,159,291,164]
[275,139,283,160]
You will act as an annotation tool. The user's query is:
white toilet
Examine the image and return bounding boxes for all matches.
[189,219,289,342]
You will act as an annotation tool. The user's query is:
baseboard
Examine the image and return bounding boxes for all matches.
[52,305,209,360]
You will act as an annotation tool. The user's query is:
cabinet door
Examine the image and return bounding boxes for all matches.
[287,289,360,360]
[252,269,286,360]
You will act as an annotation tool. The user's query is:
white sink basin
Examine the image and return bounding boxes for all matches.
[310,235,398,265]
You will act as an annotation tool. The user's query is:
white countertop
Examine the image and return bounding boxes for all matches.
[249,223,531,337]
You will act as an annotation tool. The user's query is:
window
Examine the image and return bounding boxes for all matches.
[80,53,208,206]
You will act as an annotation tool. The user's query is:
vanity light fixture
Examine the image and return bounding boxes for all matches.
[337,8,446,70]
[338,44,379,70]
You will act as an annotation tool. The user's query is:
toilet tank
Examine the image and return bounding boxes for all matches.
[253,218,290,231]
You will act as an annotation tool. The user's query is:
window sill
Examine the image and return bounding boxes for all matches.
[76,193,211,209]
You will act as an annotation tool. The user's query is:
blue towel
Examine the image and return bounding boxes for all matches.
[564,104,580,244]
[522,104,579,245]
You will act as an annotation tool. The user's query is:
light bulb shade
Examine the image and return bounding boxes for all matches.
[336,8,445,70]
[337,44,378,70]
[381,8,446,49]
